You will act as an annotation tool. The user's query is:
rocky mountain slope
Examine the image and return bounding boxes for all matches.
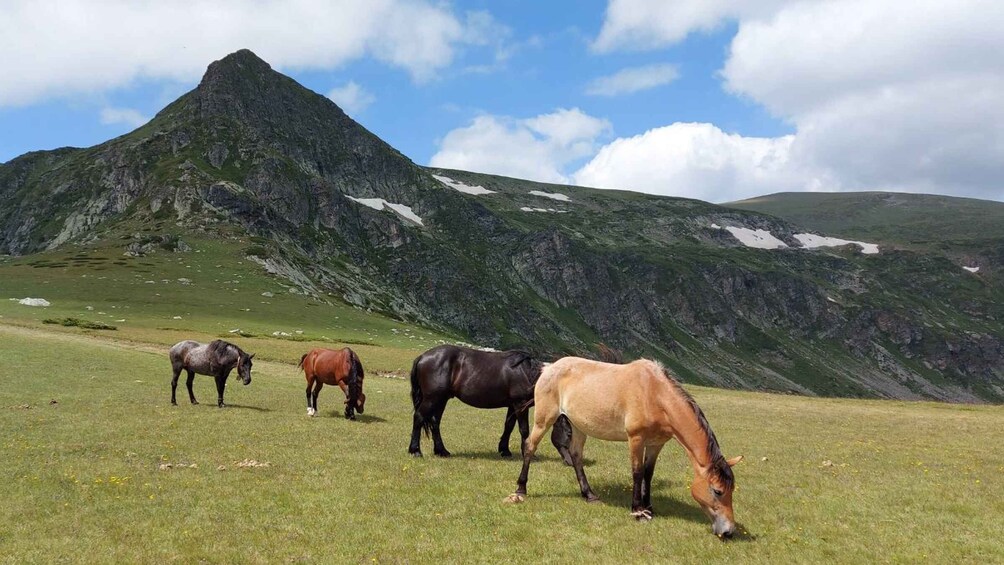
[2,50,1001,402]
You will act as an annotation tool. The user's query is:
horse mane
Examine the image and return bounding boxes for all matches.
[346,348,364,409]
[208,339,234,359]
[652,361,734,490]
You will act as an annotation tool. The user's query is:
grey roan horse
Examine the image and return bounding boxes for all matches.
[170,340,254,407]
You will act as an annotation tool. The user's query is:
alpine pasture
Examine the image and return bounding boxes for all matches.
[1,240,1003,563]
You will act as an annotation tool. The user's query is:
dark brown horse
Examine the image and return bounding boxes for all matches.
[298,348,366,420]
[408,344,571,460]
[170,339,254,407]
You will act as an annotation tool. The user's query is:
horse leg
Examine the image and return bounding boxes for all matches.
[517,409,530,458]
[215,374,227,408]
[186,370,198,405]
[510,401,559,502]
[431,399,451,457]
[551,414,574,466]
[305,377,314,416]
[568,425,599,502]
[408,410,424,457]
[409,396,440,457]
[171,366,181,405]
[498,406,518,458]
[628,435,651,521]
[642,443,664,514]
[313,382,324,417]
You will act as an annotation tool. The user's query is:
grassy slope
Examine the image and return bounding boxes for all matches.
[0,236,455,373]
[2,325,1002,563]
[726,191,1004,247]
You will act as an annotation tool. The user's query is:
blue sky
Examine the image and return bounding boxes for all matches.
[1,1,1001,202]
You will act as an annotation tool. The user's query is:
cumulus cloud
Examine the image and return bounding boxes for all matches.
[589,0,1004,201]
[0,1,499,107]
[430,108,611,183]
[99,107,149,129]
[573,123,815,202]
[586,63,679,96]
[327,82,375,116]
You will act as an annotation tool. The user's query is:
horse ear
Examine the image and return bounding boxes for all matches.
[726,455,744,467]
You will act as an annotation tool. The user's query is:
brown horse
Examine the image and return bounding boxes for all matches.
[506,357,743,539]
[298,348,366,420]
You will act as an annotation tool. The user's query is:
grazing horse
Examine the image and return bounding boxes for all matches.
[298,347,366,420]
[507,357,743,539]
[169,340,254,408]
[408,344,571,460]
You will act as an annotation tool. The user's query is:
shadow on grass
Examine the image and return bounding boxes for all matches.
[448,450,591,465]
[318,411,388,423]
[532,479,709,525]
[728,523,757,543]
[224,404,272,412]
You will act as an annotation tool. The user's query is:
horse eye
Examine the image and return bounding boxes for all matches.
[712,488,723,497]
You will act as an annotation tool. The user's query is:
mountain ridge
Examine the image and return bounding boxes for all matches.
[2,49,1001,403]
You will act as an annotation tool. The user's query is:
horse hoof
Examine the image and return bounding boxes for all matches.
[499,451,513,458]
[409,451,423,458]
[504,493,525,504]
[631,509,653,522]
[434,450,452,458]
[191,401,199,405]
[585,495,601,503]
[171,401,178,406]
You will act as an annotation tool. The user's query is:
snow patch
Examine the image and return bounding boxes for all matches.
[346,196,424,225]
[18,298,50,307]
[432,174,495,195]
[520,207,568,213]
[723,227,788,250]
[963,266,980,273]
[794,233,879,255]
[529,190,570,202]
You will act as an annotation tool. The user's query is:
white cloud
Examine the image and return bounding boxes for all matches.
[429,109,611,184]
[327,82,375,116]
[0,0,498,107]
[99,107,149,129]
[573,123,813,202]
[586,63,679,96]
[593,0,785,52]
[590,0,1004,201]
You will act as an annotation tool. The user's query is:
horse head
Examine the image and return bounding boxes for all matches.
[690,455,744,539]
[237,353,254,386]
[347,390,367,414]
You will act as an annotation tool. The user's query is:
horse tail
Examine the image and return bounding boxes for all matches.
[409,357,432,437]
[297,353,309,370]
[514,397,535,416]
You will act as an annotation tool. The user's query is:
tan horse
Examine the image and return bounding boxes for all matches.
[506,357,743,538]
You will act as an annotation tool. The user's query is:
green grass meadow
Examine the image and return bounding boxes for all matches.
[2,325,1003,563]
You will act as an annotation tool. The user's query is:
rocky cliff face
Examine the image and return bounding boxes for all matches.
[2,50,1001,402]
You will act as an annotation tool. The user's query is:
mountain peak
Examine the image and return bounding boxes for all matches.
[198,49,274,91]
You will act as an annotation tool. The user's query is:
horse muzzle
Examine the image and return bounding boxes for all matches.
[712,516,736,540]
